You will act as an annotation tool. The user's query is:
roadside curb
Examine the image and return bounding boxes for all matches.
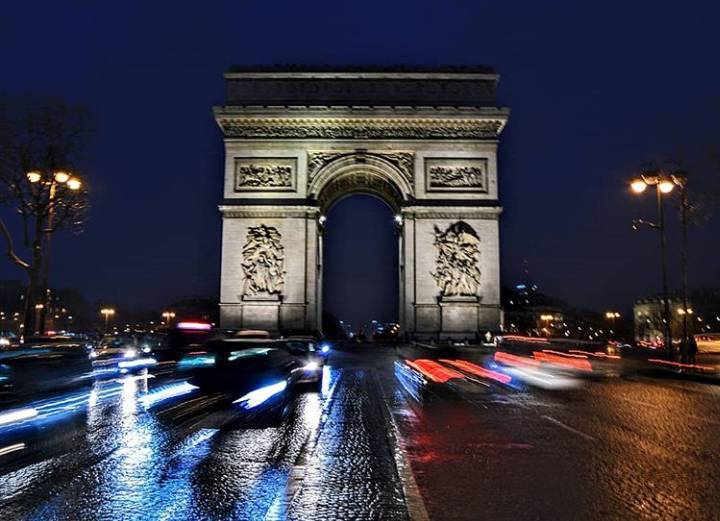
[375,371,430,521]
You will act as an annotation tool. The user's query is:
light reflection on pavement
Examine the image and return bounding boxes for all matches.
[2,346,720,520]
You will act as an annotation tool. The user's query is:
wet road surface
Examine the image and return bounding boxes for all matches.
[2,345,720,520]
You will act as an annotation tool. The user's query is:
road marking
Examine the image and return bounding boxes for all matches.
[541,415,597,442]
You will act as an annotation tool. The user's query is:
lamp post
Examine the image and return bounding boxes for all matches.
[162,311,176,327]
[605,311,620,338]
[672,172,691,361]
[630,172,675,358]
[100,308,115,333]
[26,170,83,333]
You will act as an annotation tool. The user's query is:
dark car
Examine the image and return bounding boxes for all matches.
[282,328,332,356]
[0,336,93,401]
[152,322,230,363]
[282,338,325,388]
[187,338,302,421]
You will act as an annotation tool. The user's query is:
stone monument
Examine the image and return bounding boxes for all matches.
[214,66,509,338]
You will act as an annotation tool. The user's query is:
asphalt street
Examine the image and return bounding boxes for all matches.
[1,345,719,520]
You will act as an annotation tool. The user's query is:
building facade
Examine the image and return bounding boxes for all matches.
[215,67,509,338]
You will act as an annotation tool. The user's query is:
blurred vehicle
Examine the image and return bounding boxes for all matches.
[0,331,19,349]
[233,329,272,339]
[188,338,302,421]
[91,333,156,372]
[283,338,324,387]
[152,322,229,362]
[282,328,331,355]
[0,336,92,400]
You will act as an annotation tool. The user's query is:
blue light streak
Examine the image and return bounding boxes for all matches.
[118,357,157,369]
[138,381,198,409]
[233,380,287,409]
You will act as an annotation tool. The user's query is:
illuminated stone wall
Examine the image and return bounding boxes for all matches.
[215,70,508,337]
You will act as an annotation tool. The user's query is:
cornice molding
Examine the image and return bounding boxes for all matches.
[215,116,505,140]
[218,204,319,218]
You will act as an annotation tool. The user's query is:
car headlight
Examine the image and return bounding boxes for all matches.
[141,346,151,353]
[0,338,10,346]
[123,349,137,359]
[303,361,319,371]
[320,343,330,353]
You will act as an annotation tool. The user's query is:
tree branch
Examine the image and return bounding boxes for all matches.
[0,217,30,270]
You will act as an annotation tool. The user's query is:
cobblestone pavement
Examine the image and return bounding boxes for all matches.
[0,354,413,520]
[2,345,720,520]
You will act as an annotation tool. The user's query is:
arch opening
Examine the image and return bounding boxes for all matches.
[321,194,400,340]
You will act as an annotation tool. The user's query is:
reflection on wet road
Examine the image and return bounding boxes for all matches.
[2,346,720,520]
[0,357,413,520]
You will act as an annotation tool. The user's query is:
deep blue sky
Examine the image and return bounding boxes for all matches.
[1,1,719,317]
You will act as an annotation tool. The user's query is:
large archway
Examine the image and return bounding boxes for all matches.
[215,68,508,338]
[321,194,399,337]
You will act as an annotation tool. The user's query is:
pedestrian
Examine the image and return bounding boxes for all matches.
[688,334,698,365]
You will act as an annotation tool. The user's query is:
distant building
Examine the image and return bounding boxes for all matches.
[633,297,683,345]
[634,289,720,345]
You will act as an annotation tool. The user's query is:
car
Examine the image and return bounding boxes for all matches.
[282,328,332,356]
[152,322,229,363]
[0,336,93,401]
[282,338,325,387]
[187,338,303,423]
[91,333,157,373]
[0,331,19,349]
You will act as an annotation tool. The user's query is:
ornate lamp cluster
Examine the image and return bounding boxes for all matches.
[26,170,82,190]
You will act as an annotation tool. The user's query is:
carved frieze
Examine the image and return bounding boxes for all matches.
[432,221,481,297]
[219,118,503,140]
[241,225,285,297]
[307,151,414,185]
[234,157,296,191]
[425,158,488,192]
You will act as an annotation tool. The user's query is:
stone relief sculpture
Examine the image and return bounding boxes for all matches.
[432,221,481,297]
[234,158,296,191]
[220,118,504,140]
[429,166,484,188]
[241,225,285,296]
[236,164,292,188]
[307,151,414,184]
[425,158,487,190]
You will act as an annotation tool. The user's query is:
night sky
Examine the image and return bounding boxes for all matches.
[1,1,719,322]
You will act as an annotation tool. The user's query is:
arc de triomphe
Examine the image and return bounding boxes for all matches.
[214,67,509,338]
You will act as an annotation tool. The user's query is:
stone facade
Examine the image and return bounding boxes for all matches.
[215,69,508,337]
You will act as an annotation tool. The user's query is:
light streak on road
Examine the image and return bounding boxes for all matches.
[0,442,26,457]
[233,380,287,409]
[0,408,38,426]
[405,359,465,384]
[138,381,198,409]
[533,351,593,372]
[439,359,512,385]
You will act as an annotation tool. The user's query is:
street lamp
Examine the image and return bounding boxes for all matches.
[605,311,620,337]
[26,170,84,333]
[100,308,115,333]
[162,311,176,327]
[630,171,674,357]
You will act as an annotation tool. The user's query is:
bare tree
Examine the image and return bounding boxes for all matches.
[0,96,91,335]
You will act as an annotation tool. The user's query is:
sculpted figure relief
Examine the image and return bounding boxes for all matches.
[429,166,484,188]
[237,164,292,188]
[432,221,481,297]
[241,225,285,296]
